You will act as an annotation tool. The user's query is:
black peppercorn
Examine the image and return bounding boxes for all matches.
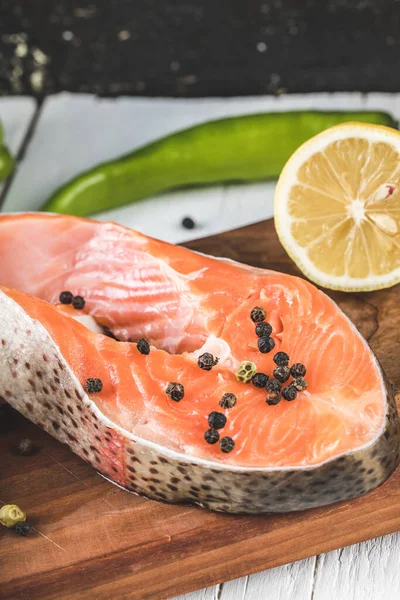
[166,382,184,402]
[14,521,33,536]
[204,428,219,444]
[208,411,227,430]
[266,393,281,406]
[197,352,219,371]
[72,295,85,310]
[250,306,266,322]
[290,363,307,378]
[85,378,103,393]
[273,366,291,383]
[266,379,282,393]
[251,372,269,388]
[258,336,275,353]
[220,436,235,453]
[255,322,273,337]
[16,438,35,456]
[181,216,196,230]
[273,351,290,366]
[219,393,237,409]
[282,385,298,401]
[137,338,150,355]
[59,291,73,305]
[293,377,307,392]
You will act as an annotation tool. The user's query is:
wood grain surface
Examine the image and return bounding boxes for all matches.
[1,218,400,600]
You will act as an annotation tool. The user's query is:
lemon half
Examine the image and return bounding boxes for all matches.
[274,122,400,291]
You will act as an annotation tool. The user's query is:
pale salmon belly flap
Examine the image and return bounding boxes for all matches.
[0,213,399,514]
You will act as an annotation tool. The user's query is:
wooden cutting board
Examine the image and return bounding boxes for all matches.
[1,218,400,600]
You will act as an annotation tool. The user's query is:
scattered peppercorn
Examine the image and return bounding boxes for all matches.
[251,372,269,388]
[273,351,290,366]
[250,306,266,322]
[255,322,273,337]
[166,382,185,402]
[220,436,235,453]
[282,385,298,401]
[266,379,282,393]
[236,361,257,383]
[137,338,150,355]
[219,393,237,409]
[273,366,291,383]
[258,336,275,353]
[265,378,282,405]
[266,393,281,406]
[85,378,103,393]
[208,411,227,429]
[197,352,219,371]
[293,376,307,392]
[72,295,85,310]
[0,504,26,528]
[16,438,35,456]
[59,291,73,305]
[181,216,196,230]
[290,363,307,378]
[14,522,33,536]
[204,428,220,444]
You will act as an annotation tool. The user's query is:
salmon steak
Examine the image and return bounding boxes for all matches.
[0,213,399,514]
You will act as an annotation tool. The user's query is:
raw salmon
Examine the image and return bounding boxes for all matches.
[0,213,399,514]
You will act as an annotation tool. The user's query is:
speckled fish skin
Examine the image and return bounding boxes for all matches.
[0,291,399,513]
[1,213,400,513]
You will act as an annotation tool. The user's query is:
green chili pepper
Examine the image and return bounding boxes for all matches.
[0,145,14,181]
[42,110,397,217]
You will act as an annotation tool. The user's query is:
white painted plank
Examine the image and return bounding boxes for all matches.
[0,97,37,196]
[313,533,400,600]
[220,558,316,600]
[3,91,395,244]
[174,584,219,600]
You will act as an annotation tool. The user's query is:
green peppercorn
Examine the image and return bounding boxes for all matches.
[293,376,307,391]
[255,322,272,337]
[236,361,257,383]
[0,504,26,528]
[219,393,237,409]
[204,429,219,444]
[250,306,266,322]
[282,385,298,401]
[273,351,289,366]
[290,363,307,378]
[273,366,290,383]
[258,336,275,353]
[220,436,235,453]
[251,372,268,388]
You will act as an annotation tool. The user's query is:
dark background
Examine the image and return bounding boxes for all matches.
[0,0,399,98]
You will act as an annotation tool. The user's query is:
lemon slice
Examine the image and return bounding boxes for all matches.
[274,122,400,291]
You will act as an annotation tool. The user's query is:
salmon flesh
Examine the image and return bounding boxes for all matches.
[0,213,399,514]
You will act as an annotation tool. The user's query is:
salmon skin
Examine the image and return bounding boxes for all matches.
[0,213,399,514]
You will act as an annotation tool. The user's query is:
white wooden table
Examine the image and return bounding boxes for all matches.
[1,92,400,600]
